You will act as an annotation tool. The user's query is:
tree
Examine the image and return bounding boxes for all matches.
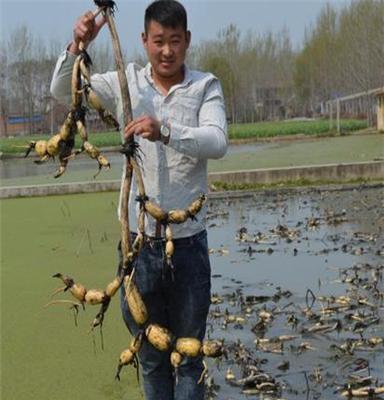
[0,43,9,136]
[294,0,384,116]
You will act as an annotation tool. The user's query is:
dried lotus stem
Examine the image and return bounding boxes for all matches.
[167,209,189,224]
[175,337,202,357]
[77,6,103,84]
[59,112,75,141]
[46,134,62,157]
[103,6,133,127]
[131,158,146,198]
[25,140,47,158]
[170,350,183,369]
[85,87,119,130]
[144,200,168,222]
[137,208,145,234]
[341,387,384,397]
[130,208,145,256]
[165,224,174,266]
[82,141,111,176]
[52,273,87,302]
[71,56,82,108]
[129,331,144,353]
[27,10,107,178]
[25,132,69,166]
[85,86,103,109]
[170,350,183,385]
[197,360,208,385]
[101,2,137,273]
[132,232,144,255]
[103,2,145,276]
[115,331,143,381]
[90,297,111,337]
[115,348,137,381]
[84,289,107,305]
[187,194,207,219]
[145,324,173,352]
[55,156,73,177]
[143,194,207,225]
[79,57,91,84]
[76,119,88,141]
[124,274,148,326]
[120,165,133,270]
[201,339,224,358]
[51,271,120,335]
[105,275,124,298]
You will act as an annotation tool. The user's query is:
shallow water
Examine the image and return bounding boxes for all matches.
[205,187,383,399]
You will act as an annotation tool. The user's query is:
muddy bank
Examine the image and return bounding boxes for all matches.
[204,186,383,399]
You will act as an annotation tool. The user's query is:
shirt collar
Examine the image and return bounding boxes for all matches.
[144,62,193,91]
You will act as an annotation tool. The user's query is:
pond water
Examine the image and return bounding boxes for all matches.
[2,185,382,400]
[0,152,125,181]
[0,143,270,183]
[204,187,383,399]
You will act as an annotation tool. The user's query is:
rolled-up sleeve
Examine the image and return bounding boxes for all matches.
[50,49,118,115]
[50,50,77,105]
[168,78,228,160]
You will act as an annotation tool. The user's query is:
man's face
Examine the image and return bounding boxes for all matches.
[142,20,191,81]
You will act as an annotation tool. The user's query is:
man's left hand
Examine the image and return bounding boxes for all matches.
[124,115,161,142]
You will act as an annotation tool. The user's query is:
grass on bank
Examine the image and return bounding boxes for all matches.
[0,119,368,155]
[209,177,382,192]
[228,118,368,139]
[0,131,123,155]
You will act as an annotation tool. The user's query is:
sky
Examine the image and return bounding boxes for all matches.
[1,0,349,56]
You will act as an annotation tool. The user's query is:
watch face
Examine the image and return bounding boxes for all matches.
[161,124,170,137]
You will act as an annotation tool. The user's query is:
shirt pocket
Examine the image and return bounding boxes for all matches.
[168,95,200,127]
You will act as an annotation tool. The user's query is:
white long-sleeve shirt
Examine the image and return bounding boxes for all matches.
[50,50,228,238]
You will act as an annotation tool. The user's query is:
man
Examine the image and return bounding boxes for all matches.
[50,1,227,399]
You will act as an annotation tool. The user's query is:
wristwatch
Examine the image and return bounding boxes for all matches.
[160,123,171,144]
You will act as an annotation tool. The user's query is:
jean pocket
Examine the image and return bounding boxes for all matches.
[174,235,211,287]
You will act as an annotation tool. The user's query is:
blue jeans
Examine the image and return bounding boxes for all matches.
[118,230,211,400]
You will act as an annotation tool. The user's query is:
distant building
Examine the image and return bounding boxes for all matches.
[252,86,295,121]
[0,101,117,137]
[0,114,45,137]
[377,89,384,132]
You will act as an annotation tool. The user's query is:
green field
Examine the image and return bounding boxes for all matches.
[1,193,144,400]
[228,118,367,139]
[0,119,368,155]
[0,131,123,155]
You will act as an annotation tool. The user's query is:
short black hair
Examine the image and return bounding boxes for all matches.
[145,0,187,33]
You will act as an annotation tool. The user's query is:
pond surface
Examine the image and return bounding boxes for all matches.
[2,186,382,400]
[0,152,124,181]
[0,143,269,183]
[205,187,383,399]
